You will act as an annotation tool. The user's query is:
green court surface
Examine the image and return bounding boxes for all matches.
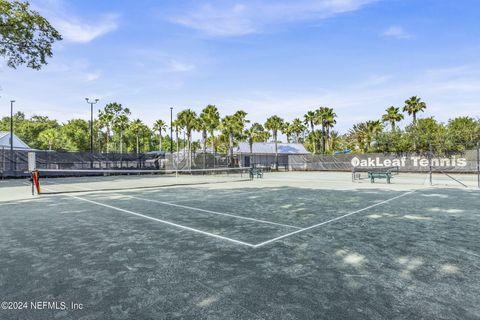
[0,172,479,319]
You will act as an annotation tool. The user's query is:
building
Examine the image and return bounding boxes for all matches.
[234,142,309,168]
[0,131,31,150]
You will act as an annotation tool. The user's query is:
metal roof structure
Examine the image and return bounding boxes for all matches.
[0,131,32,150]
[234,142,309,155]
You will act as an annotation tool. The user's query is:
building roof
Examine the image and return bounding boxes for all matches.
[235,142,309,155]
[0,131,31,150]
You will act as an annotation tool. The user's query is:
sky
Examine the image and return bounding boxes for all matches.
[1,0,479,134]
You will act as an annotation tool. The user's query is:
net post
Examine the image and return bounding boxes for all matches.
[31,171,35,195]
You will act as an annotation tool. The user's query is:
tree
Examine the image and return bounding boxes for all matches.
[60,119,89,151]
[200,105,220,161]
[153,119,167,151]
[403,96,427,124]
[244,123,268,166]
[128,119,148,155]
[221,111,249,167]
[303,111,317,153]
[290,118,306,143]
[405,117,446,153]
[102,103,131,153]
[382,106,404,132]
[281,121,292,143]
[265,115,284,170]
[113,114,130,153]
[348,122,369,153]
[305,130,322,154]
[172,119,181,165]
[328,131,344,152]
[0,0,62,69]
[38,128,59,150]
[316,107,336,154]
[176,109,198,169]
[98,109,114,153]
[446,117,480,151]
[366,120,383,150]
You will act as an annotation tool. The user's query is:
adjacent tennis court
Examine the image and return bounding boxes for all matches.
[1,171,479,319]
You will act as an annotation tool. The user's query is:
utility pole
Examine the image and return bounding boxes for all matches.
[85,98,99,168]
[10,100,15,172]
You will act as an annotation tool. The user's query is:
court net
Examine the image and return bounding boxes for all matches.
[34,167,252,194]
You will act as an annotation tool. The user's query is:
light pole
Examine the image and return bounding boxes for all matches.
[170,107,173,155]
[85,98,99,168]
[10,100,15,172]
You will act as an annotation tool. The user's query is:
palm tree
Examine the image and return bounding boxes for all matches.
[200,105,220,166]
[98,109,114,153]
[382,106,404,132]
[153,119,167,151]
[290,118,306,143]
[329,130,342,152]
[403,96,427,124]
[111,105,130,153]
[349,122,369,152]
[265,115,284,170]
[281,121,294,143]
[303,111,317,153]
[221,111,249,167]
[172,119,180,167]
[305,130,322,153]
[244,123,267,166]
[130,119,146,155]
[113,114,129,153]
[366,120,383,150]
[316,107,337,154]
[176,109,198,169]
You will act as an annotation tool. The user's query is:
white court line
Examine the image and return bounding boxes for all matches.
[41,186,255,247]
[253,190,416,248]
[41,182,299,229]
[170,189,272,203]
[128,196,301,230]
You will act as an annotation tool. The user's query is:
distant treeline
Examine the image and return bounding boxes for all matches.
[1,97,479,156]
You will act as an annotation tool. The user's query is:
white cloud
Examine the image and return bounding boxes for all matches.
[171,0,378,37]
[382,26,412,39]
[30,0,119,43]
[169,60,196,72]
[84,72,101,82]
[55,15,119,43]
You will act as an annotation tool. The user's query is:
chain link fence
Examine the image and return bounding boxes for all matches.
[288,146,480,188]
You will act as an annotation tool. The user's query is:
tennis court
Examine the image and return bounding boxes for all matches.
[1,171,479,319]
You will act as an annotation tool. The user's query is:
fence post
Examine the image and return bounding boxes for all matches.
[428,143,433,186]
[477,144,479,189]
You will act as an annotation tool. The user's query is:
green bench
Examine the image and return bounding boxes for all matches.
[368,171,392,184]
[249,168,263,179]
